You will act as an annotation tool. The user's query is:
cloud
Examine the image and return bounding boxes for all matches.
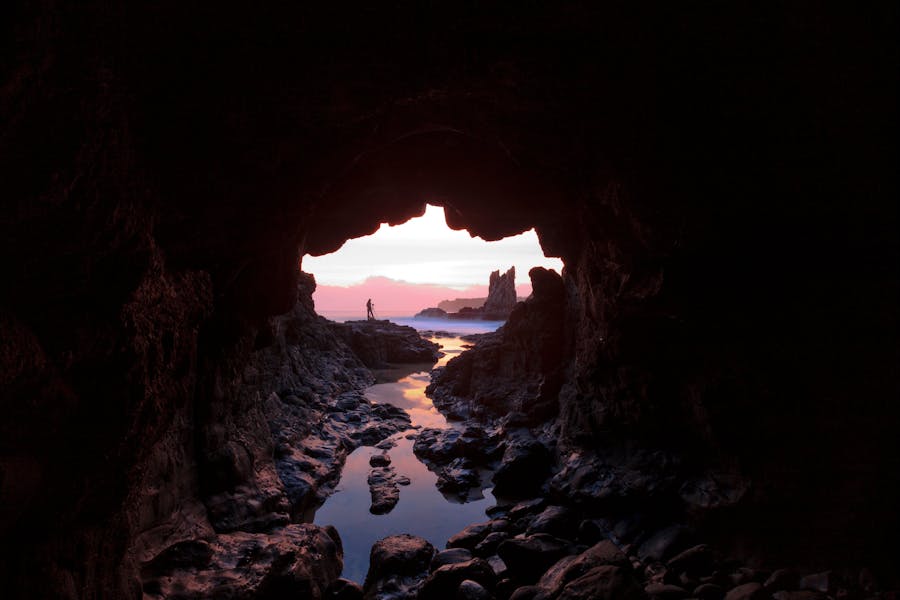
[302,205,563,288]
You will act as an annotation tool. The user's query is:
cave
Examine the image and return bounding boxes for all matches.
[1,2,897,599]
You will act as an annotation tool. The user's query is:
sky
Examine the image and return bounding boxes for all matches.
[302,204,563,315]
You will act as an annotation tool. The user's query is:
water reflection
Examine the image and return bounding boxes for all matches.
[312,335,496,583]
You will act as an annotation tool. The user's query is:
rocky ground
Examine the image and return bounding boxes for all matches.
[139,276,441,598]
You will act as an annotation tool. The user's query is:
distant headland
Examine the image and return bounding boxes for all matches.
[415,267,523,321]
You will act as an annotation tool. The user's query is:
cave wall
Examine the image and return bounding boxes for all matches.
[1,1,897,597]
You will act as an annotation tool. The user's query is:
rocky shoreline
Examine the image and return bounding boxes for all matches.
[140,276,442,598]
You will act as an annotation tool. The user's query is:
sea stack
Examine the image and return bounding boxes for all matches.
[482,267,517,319]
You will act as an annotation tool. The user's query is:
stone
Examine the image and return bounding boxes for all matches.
[458,579,495,600]
[497,534,575,584]
[368,466,400,514]
[557,565,645,600]
[491,435,552,498]
[432,548,475,570]
[370,452,392,467]
[724,583,768,600]
[419,558,496,600]
[437,457,482,498]
[474,532,511,557]
[367,534,435,580]
[448,522,493,550]
[141,524,342,600]
[526,505,578,539]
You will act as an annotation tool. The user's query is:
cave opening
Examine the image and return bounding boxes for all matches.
[296,202,565,582]
[1,2,896,598]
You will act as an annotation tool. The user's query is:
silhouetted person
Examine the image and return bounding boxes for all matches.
[366,298,374,320]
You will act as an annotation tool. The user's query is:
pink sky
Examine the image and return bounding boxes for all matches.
[313,276,533,317]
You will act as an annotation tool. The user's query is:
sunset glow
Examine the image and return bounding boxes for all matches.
[302,205,563,316]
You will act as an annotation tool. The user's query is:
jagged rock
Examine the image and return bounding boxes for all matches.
[330,320,440,368]
[436,457,481,498]
[415,307,449,318]
[141,524,342,599]
[491,431,552,498]
[482,267,518,319]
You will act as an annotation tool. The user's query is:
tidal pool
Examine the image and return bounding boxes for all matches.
[311,334,497,583]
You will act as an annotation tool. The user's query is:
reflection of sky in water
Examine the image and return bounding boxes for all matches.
[312,336,495,583]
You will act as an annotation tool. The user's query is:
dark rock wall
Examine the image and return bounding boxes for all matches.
[1,1,897,596]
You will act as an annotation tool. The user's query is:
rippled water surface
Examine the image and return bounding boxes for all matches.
[312,330,499,583]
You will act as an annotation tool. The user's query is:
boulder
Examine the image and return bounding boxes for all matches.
[364,534,435,599]
[557,565,645,600]
[367,466,400,514]
[497,534,575,584]
[724,583,768,600]
[419,558,496,600]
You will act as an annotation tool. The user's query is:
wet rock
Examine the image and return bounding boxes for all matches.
[437,457,482,498]
[557,565,645,600]
[497,534,575,584]
[491,432,552,497]
[419,558,496,600]
[396,475,411,486]
[141,524,342,599]
[528,540,631,599]
[331,320,440,368]
[724,582,767,600]
[508,498,547,520]
[432,548,475,570]
[458,579,495,600]
[448,522,493,550]
[549,450,680,510]
[368,467,400,514]
[364,534,435,600]
[326,578,365,600]
[526,505,578,539]
[370,452,392,467]
[474,532,511,557]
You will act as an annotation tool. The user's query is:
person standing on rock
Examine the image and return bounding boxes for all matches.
[366,298,375,320]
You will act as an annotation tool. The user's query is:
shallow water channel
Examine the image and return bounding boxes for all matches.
[311,333,497,583]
